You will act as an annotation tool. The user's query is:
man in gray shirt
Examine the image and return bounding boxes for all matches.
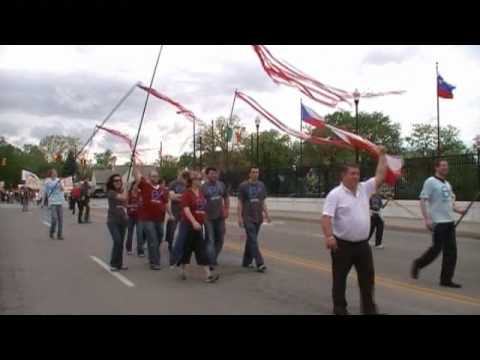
[237,167,271,273]
[201,167,229,267]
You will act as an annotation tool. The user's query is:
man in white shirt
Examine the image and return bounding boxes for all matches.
[321,146,387,315]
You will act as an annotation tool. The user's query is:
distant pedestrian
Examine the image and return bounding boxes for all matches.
[411,159,466,288]
[70,184,81,215]
[125,182,145,256]
[368,192,387,249]
[43,169,65,240]
[78,178,91,224]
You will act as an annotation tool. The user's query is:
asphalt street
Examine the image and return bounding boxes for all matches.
[1,202,479,315]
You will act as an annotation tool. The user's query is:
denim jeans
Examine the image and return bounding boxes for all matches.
[107,222,127,268]
[242,221,264,267]
[170,220,189,266]
[49,205,63,237]
[140,221,164,266]
[165,218,179,254]
[126,216,145,253]
[204,218,226,265]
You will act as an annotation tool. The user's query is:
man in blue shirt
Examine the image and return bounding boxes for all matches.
[43,169,65,240]
[411,159,466,288]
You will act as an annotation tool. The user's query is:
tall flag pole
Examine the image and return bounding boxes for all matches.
[127,45,164,182]
[436,62,441,156]
[226,90,237,170]
[300,98,303,168]
[436,64,456,157]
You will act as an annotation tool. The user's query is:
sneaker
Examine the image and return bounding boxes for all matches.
[257,265,267,273]
[411,261,419,280]
[150,265,161,270]
[333,307,351,316]
[138,253,145,258]
[374,244,384,249]
[440,281,462,288]
[205,274,220,283]
[57,236,64,240]
[242,264,254,269]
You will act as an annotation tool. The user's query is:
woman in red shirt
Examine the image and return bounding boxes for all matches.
[178,171,219,283]
[125,182,145,256]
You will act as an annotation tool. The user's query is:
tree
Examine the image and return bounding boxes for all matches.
[94,149,114,169]
[405,123,467,157]
[39,135,81,162]
[62,150,78,178]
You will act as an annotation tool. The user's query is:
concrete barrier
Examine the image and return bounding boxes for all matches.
[228,197,480,224]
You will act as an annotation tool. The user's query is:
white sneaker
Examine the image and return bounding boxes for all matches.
[374,244,384,249]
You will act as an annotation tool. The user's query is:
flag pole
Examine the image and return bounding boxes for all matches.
[127,45,164,183]
[193,115,196,169]
[226,90,237,171]
[436,62,441,157]
[300,98,303,168]
[76,81,140,161]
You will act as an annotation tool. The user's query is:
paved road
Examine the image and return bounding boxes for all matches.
[1,203,479,314]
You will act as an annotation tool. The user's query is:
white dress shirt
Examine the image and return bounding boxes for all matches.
[323,178,376,242]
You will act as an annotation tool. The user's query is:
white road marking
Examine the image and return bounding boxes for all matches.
[90,255,135,288]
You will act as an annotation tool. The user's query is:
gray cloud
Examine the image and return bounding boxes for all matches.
[0,69,144,121]
[362,46,420,65]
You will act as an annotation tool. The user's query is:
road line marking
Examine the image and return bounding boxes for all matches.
[90,255,135,288]
[224,242,480,307]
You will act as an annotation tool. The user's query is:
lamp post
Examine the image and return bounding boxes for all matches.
[255,116,261,167]
[353,88,361,163]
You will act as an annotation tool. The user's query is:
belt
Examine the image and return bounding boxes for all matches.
[334,236,369,244]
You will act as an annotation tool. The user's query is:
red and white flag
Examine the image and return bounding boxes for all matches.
[96,125,142,163]
[137,84,198,123]
[236,91,403,186]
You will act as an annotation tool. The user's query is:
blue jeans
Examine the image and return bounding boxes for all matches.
[242,222,264,267]
[170,220,189,266]
[165,218,179,254]
[49,205,63,237]
[107,222,127,268]
[140,221,164,266]
[126,217,145,253]
[204,218,226,266]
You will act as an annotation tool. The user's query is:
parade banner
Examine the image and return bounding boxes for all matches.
[21,169,42,190]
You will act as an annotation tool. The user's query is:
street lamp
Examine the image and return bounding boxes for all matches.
[255,116,261,167]
[353,88,361,163]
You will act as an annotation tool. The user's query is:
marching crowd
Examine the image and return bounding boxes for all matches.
[37,147,467,315]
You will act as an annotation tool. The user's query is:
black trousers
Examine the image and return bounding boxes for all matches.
[179,223,210,266]
[415,222,457,283]
[331,238,377,314]
[78,200,90,223]
[368,213,384,246]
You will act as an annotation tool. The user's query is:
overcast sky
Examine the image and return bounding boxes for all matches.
[1,45,479,164]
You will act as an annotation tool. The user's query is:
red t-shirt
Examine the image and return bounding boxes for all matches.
[181,188,207,225]
[127,189,141,218]
[71,187,81,200]
[137,178,169,222]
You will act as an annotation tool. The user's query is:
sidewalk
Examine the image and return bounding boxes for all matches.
[230,209,480,240]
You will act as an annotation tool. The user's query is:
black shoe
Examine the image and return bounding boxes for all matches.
[111,266,128,271]
[49,233,54,240]
[205,274,220,283]
[333,307,351,316]
[257,265,267,273]
[78,220,83,224]
[440,281,462,288]
[411,261,419,279]
[209,266,215,271]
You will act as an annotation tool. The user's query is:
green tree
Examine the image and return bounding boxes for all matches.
[39,135,81,162]
[62,150,78,178]
[405,123,467,157]
[94,149,114,169]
